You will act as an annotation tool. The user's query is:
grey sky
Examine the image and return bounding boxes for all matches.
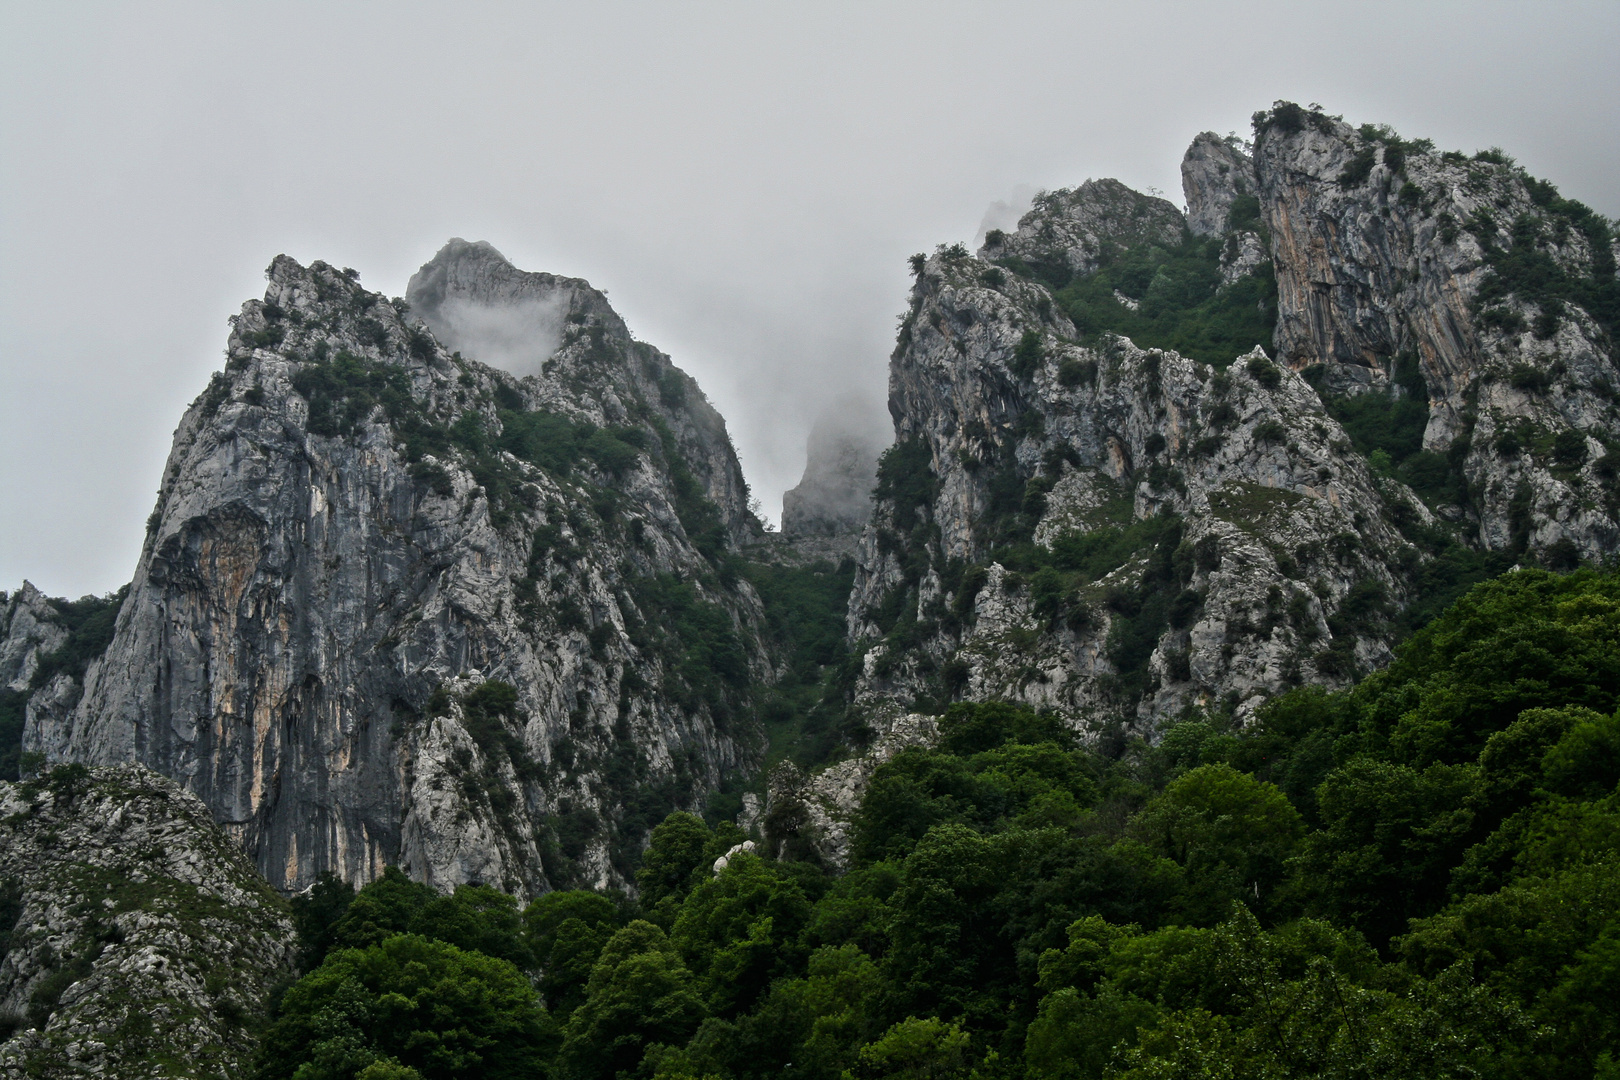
[3,1,1617,597]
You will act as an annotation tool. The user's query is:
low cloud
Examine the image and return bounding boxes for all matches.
[421,293,568,380]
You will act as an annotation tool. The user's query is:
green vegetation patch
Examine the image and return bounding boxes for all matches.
[998,227,1278,368]
[254,571,1620,1079]
[1207,480,1306,531]
[742,558,860,771]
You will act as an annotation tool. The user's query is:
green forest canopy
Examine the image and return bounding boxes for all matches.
[257,567,1620,1080]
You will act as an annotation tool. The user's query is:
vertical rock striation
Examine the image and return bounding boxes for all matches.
[1253,102,1620,560]
[22,243,771,896]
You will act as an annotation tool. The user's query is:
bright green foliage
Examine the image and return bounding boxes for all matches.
[851,1016,972,1080]
[253,934,553,1080]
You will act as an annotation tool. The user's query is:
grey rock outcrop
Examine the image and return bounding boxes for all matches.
[763,712,938,868]
[1254,103,1620,561]
[0,585,66,694]
[781,408,888,541]
[834,107,1620,737]
[0,764,295,1078]
[22,244,772,897]
[1182,131,1256,237]
[848,244,1418,726]
[979,179,1187,278]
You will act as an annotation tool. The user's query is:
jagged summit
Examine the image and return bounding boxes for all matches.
[406,239,625,380]
[844,105,1619,733]
[15,247,774,896]
[979,177,1185,279]
[1181,131,1255,237]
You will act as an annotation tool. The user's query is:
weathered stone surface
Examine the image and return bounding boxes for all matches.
[848,243,1417,726]
[979,179,1186,279]
[764,712,938,868]
[1254,104,1620,561]
[0,764,294,1078]
[22,244,771,897]
[0,585,67,694]
[1182,131,1256,238]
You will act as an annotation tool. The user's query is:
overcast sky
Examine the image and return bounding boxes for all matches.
[3,1,1617,597]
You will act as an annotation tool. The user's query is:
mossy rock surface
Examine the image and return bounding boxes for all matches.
[0,764,295,1079]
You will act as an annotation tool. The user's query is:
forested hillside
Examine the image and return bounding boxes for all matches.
[251,568,1620,1080]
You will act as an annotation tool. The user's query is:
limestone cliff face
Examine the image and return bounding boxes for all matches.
[0,764,295,1077]
[0,585,67,694]
[1182,132,1255,238]
[1253,104,1620,560]
[23,244,770,897]
[840,107,1619,732]
[847,245,1418,726]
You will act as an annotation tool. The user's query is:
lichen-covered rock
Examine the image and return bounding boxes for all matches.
[0,763,294,1078]
[979,179,1186,279]
[22,243,772,897]
[1253,103,1620,561]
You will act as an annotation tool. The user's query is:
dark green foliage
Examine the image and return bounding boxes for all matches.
[526,891,623,1017]
[557,921,707,1080]
[0,876,22,969]
[1245,354,1282,389]
[254,557,1620,1080]
[452,679,542,784]
[743,558,859,767]
[1043,231,1278,368]
[1467,177,1619,349]
[290,872,356,972]
[630,575,749,718]
[254,934,553,1080]
[27,585,129,690]
[1337,145,1377,188]
[874,438,939,532]
[1009,329,1044,378]
[1056,357,1096,388]
[0,687,26,782]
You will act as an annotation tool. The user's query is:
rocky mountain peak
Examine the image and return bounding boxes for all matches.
[406,238,627,380]
[16,246,776,897]
[1181,131,1255,237]
[979,178,1186,280]
[0,583,66,693]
